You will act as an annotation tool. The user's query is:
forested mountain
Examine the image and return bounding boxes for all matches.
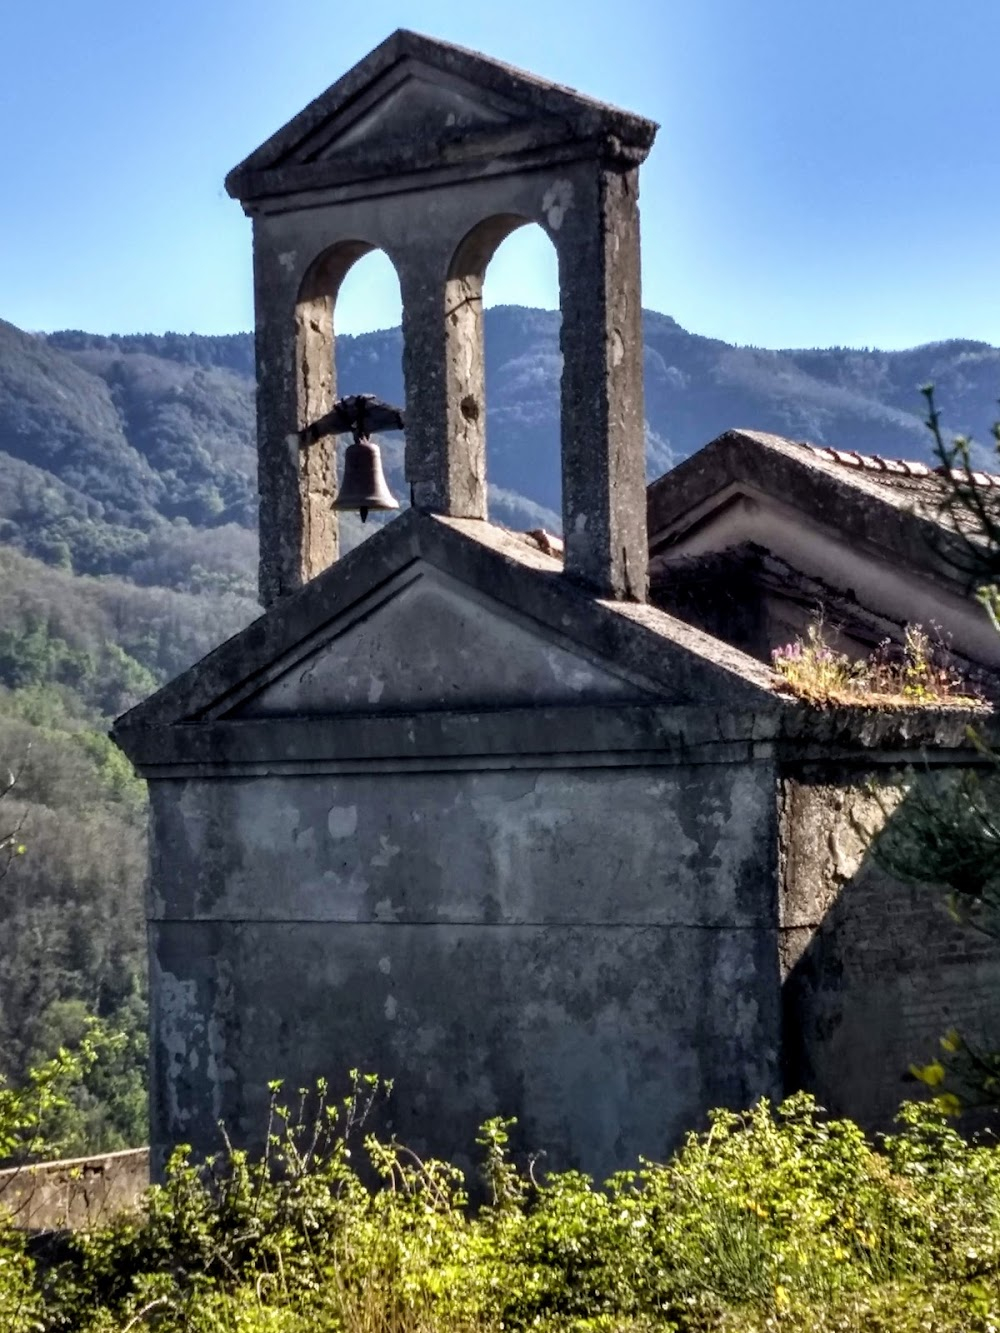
[3,305,1000,1153]
[0,548,258,1153]
[5,309,1000,601]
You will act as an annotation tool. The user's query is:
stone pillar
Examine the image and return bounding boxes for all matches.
[443,267,489,520]
[253,232,374,608]
[250,237,321,610]
[557,165,649,602]
[402,266,488,519]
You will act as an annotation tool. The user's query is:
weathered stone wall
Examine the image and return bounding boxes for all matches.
[780,768,1000,1127]
[0,1149,148,1232]
[148,758,782,1182]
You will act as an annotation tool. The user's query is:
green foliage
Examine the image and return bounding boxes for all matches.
[0,545,256,715]
[0,1022,120,1166]
[0,615,159,720]
[0,691,148,1130]
[0,510,252,1166]
[24,999,148,1156]
[1,1084,996,1332]
[0,1036,115,1333]
[873,760,1000,934]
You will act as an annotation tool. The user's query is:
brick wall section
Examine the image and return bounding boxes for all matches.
[780,770,1000,1129]
[0,1148,149,1232]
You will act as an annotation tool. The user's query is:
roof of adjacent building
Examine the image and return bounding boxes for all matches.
[646,428,988,578]
[797,439,1000,495]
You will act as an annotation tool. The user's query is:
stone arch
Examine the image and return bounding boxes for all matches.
[296,239,402,434]
[294,239,403,566]
[445,214,559,524]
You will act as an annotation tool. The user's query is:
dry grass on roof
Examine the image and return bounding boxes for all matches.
[772,620,989,712]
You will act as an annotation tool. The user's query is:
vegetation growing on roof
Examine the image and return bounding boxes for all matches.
[772,620,984,709]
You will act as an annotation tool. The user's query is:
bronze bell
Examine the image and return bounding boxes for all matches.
[333,437,400,523]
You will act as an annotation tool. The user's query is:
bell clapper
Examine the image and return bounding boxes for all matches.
[360,508,368,523]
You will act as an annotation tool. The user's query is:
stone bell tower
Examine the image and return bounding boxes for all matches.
[225,29,658,606]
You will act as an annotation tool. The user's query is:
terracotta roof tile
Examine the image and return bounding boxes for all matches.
[799,440,1000,490]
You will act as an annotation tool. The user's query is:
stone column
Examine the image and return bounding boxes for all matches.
[253,231,373,607]
[252,231,318,607]
[557,164,649,602]
[401,265,488,519]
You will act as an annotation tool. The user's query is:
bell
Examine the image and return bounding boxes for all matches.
[333,437,400,523]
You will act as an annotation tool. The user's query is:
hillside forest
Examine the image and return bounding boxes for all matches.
[4,306,1000,1155]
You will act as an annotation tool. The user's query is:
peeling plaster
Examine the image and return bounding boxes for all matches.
[542,179,574,230]
[327,805,358,839]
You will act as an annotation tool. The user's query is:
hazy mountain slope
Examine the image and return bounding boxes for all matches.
[0,320,162,524]
[782,340,1000,459]
[68,349,258,526]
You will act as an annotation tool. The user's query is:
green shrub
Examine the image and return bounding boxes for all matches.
[5,1080,993,1333]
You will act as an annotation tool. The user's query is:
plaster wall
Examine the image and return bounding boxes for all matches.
[780,771,1000,1127]
[147,759,782,1182]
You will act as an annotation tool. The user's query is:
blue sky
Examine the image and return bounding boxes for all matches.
[2,0,999,349]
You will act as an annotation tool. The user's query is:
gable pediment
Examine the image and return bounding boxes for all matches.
[112,510,778,739]
[282,61,543,169]
[223,561,656,719]
[226,30,657,200]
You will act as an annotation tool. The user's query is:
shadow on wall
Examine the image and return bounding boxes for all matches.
[780,767,1000,1132]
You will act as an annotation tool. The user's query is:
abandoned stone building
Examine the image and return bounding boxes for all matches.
[114,31,1000,1182]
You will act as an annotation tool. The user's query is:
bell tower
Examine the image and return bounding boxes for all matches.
[226,30,658,608]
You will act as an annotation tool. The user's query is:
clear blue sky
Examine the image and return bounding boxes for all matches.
[3,0,999,349]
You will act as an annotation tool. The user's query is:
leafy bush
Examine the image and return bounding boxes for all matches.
[3,1078,999,1332]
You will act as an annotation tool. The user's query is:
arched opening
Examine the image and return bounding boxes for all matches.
[445,217,562,534]
[296,243,405,556]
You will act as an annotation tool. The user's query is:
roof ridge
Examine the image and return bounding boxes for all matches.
[795,438,1000,488]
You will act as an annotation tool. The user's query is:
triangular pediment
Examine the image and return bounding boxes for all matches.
[113,510,778,737]
[285,62,533,168]
[224,562,655,719]
[226,31,657,199]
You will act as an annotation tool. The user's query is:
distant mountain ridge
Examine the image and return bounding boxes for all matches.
[3,307,1000,610]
